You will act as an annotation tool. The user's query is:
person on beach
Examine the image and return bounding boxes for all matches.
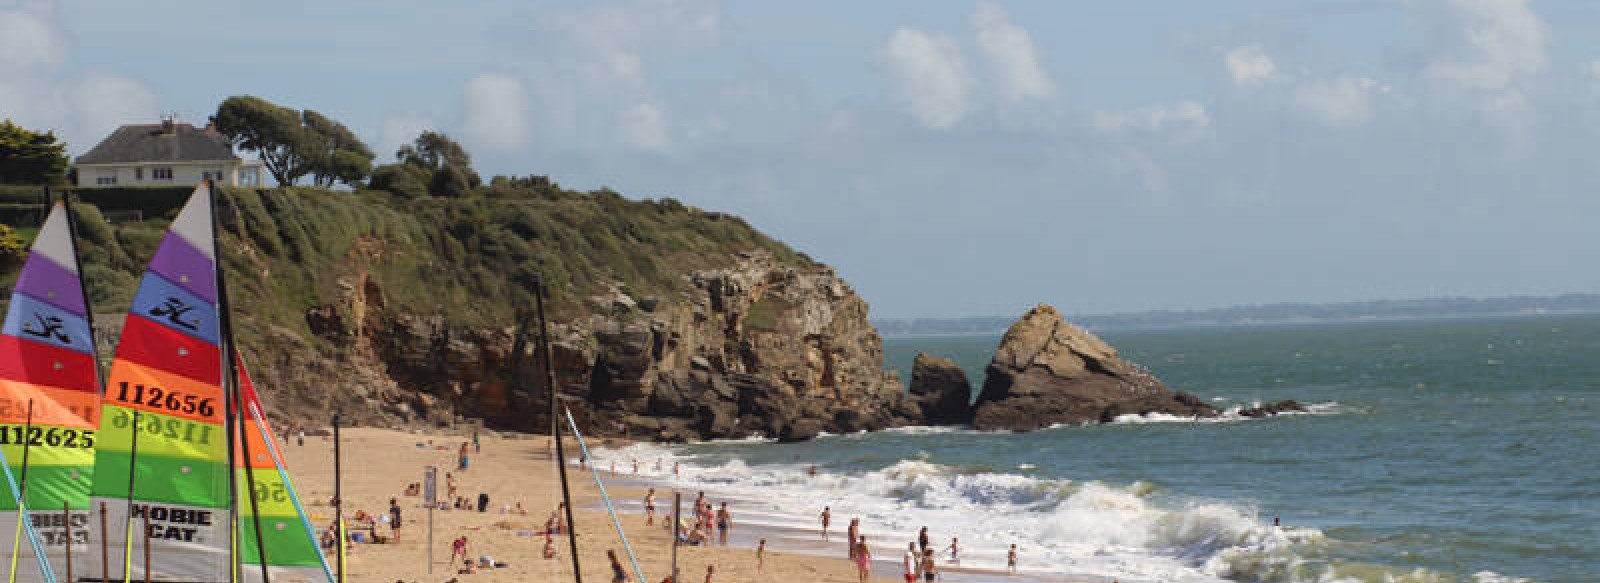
[297,427,305,447]
[820,506,832,541]
[458,442,470,472]
[543,534,556,560]
[446,472,458,503]
[388,498,403,541]
[715,502,732,544]
[702,565,715,583]
[756,539,766,573]
[645,489,658,525]
[1007,544,1017,574]
[852,535,872,583]
[632,459,639,475]
[694,491,707,514]
[451,536,469,563]
[477,492,489,513]
[516,502,527,515]
[847,517,860,559]
[919,548,938,582]
[608,549,630,583]
[945,537,960,565]
[472,429,481,453]
[673,462,680,479]
[917,527,929,554]
[902,542,919,583]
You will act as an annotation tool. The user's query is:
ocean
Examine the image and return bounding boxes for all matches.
[589,314,1599,583]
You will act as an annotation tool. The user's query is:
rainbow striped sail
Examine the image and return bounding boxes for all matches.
[86,185,232,583]
[234,355,332,583]
[0,201,100,580]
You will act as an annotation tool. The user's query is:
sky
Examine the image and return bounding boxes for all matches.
[5,0,1600,319]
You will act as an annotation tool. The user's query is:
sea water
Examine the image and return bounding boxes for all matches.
[589,314,1600,583]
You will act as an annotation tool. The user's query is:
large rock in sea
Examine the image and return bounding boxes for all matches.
[908,353,973,425]
[971,304,1212,431]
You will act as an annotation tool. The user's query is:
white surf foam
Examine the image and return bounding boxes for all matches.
[1110,401,1352,425]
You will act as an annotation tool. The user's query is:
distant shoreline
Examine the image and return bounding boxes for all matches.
[875,294,1600,336]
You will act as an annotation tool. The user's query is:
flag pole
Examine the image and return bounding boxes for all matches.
[332,413,343,583]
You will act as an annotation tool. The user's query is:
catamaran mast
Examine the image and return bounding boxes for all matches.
[534,276,582,583]
[211,181,272,583]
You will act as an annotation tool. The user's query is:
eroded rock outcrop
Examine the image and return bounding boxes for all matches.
[908,353,973,425]
[971,304,1213,431]
[289,250,909,442]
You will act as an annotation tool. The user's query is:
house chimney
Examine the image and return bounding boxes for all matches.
[161,114,176,134]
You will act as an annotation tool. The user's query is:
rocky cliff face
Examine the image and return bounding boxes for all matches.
[277,249,909,441]
[970,304,1213,431]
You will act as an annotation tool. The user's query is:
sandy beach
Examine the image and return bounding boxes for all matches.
[277,427,912,583]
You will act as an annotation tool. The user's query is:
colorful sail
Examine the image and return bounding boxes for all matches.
[86,184,232,583]
[0,201,100,581]
[234,355,332,583]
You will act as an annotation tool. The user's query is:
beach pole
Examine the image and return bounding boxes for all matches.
[534,275,582,583]
[119,410,139,583]
[332,413,344,583]
[671,492,681,583]
[424,466,435,575]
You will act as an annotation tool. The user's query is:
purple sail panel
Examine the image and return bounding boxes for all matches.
[11,252,85,316]
[146,233,217,303]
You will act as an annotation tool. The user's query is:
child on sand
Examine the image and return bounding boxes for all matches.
[853,535,872,583]
[451,536,469,563]
[756,539,766,573]
[645,489,657,525]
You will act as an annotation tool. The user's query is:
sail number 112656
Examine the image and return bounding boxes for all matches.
[112,382,217,417]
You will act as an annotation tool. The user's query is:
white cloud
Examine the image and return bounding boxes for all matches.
[547,0,720,89]
[1293,76,1388,127]
[461,73,530,152]
[620,102,669,152]
[971,3,1053,102]
[0,2,161,151]
[1423,0,1545,93]
[1091,101,1211,136]
[376,115,434,162]
[881,27,969,130]
[1225,45,1276,87]
[0,1,66,71]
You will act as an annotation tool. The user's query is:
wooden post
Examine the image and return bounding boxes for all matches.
[671,492,682,583]
[535,277,582,583]
[332,413,343,583]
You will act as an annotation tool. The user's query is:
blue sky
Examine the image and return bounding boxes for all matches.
[5,0,1600,319]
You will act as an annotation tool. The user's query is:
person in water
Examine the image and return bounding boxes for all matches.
[715,502,732,544]
[756,539,767,573]
[945,537,960,564]
[820,506,832,540]
[644,489,658,525]
[902,542,919,583]
[847,517,860,559]
[1007,544,1018,574]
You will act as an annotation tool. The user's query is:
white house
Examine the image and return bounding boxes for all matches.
[73,119,264,188]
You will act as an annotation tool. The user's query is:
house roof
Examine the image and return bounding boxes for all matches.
[75,122,241,165]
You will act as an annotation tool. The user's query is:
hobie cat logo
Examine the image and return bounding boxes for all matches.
[21,313,71,343]
[149,297,200,330]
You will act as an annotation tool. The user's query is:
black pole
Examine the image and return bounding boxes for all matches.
[332,413,343,583]
[212,180,270,583]
[16,400,34,500]
[534,277,582,582]
[121,410,141,583]
[671,492,681,583]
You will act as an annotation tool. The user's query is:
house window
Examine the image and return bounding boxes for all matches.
[153,167,173,180]
[96,174,117,185]
[135,167,143,181]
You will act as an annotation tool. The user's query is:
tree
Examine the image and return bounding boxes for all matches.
[301,110,373,187]
[213,96,310,185]
[394,131,480,197]
[369,163,429,199]
[0,223,26,270]
[0,120,68,185]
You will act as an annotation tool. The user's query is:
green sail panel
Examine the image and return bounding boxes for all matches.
[87,185,233,583]
[0,201,102,581]
[234,357,332,583]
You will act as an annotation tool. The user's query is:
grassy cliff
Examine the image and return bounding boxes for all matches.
[2,183,811,368]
